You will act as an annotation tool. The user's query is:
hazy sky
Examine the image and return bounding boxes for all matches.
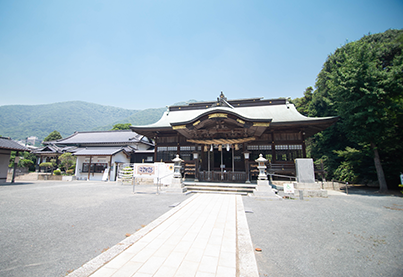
[1,0,402,110]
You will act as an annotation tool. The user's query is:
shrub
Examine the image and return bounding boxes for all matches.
[53,169,61,175]
[39,162,53,168]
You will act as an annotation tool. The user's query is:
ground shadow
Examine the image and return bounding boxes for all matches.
[0,182,36,186]
[341,185,402,197]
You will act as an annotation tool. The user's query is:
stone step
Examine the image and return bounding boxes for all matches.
[186,190,248,195]
[184,182,256,195]
[186,186,254,192]
[184,182,256,189]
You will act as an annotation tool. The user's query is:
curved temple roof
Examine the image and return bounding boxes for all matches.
[131,94,338,138]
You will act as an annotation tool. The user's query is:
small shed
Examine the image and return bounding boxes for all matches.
[0,137,29,183]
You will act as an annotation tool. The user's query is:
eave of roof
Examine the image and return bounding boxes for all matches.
[72,146,133,156]
[0,137,30,151]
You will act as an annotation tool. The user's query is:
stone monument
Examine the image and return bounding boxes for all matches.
[294,158,327,197]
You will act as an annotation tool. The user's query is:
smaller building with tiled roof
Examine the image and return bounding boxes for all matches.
[0,137,29,183]
[36,130,154,181]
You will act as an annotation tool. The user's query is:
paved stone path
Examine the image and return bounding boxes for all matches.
[68,193,258,277]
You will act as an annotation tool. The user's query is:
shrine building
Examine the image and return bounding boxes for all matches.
[131,92,338,183]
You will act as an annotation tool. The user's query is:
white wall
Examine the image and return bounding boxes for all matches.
[0,150,11,183]
[74,152,130,181]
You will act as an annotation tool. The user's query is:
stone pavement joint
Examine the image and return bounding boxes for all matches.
[67,193,259,277]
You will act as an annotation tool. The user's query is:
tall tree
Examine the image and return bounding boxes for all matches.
[293,87,313,116]
[111,123,131,130]
[315,29,403,192]
[43,130,62,142]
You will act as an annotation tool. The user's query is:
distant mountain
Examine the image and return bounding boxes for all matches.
[0,100,200,142]
[92,107,166,132]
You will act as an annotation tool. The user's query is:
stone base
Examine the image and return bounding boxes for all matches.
[287,182,328,198]
[254,180,279,198]
[62,176,76,181]
[296,189,328,198]
[164,178,187,194]
[294,182,321,190]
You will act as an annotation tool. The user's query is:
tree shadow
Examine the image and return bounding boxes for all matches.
[0,182,36,186]
[341,185,403,197]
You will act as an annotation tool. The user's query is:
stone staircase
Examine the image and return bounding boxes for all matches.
[183,182,257,195]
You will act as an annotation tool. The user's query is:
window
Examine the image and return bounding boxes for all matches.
[157,146,177,162]
[275,145,303,161]
[82,163,107,173]
[248,145,272,161]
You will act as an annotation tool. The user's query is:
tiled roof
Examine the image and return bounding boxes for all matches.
[72,147,133,156]
[45,130,152,146]
[33,144,63,154]
[0,137,29,151]
[133,102,336,129]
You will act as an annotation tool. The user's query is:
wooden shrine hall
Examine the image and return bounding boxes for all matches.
[131,92,338,182]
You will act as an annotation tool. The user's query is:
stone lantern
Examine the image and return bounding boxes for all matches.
[172,154,183,178]
[252,153,277,198]
[255,154,268,180]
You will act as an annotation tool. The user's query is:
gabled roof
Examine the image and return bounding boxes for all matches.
[0,137,29,152]
[45,130,153,146]
[32,144,64,154]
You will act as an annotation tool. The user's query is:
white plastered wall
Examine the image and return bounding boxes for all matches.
[74,152,130,181]
[0,150,11,183]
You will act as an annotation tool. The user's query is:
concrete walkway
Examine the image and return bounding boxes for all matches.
[68,193,258,277]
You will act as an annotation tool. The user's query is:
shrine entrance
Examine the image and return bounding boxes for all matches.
[189,139,252,183]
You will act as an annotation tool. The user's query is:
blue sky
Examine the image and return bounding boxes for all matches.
[0,0,402,110]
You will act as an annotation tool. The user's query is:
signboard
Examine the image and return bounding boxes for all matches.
[137,165,155,175]
[284,183,295,194]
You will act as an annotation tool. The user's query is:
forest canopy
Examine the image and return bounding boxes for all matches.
[293,29,403,191]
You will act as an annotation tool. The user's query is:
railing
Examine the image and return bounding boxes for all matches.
[198,171,247,183]
[267,163,296,173]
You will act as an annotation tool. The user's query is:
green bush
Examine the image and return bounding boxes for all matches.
[39,162,53,168]
[53,169,61,175]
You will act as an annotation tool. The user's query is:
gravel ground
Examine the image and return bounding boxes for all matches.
[243,189,403,277]
[1,181,403,277]
[0,181,189,277]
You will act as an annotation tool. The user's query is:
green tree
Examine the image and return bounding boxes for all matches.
[292,86,313,116]
[43,130,62,142]
[111,123,132,130]
[59,153,76,173]
[315,29,403,192]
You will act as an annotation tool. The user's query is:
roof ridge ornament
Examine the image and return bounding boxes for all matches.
[215,91,234,109]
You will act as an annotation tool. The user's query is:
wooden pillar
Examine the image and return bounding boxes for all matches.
[87,156,92,180]
[271,132,276,163]
[154,135,158,163]
[11,151,19,183]
[108,155,113,181]
[302,132,306,158]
